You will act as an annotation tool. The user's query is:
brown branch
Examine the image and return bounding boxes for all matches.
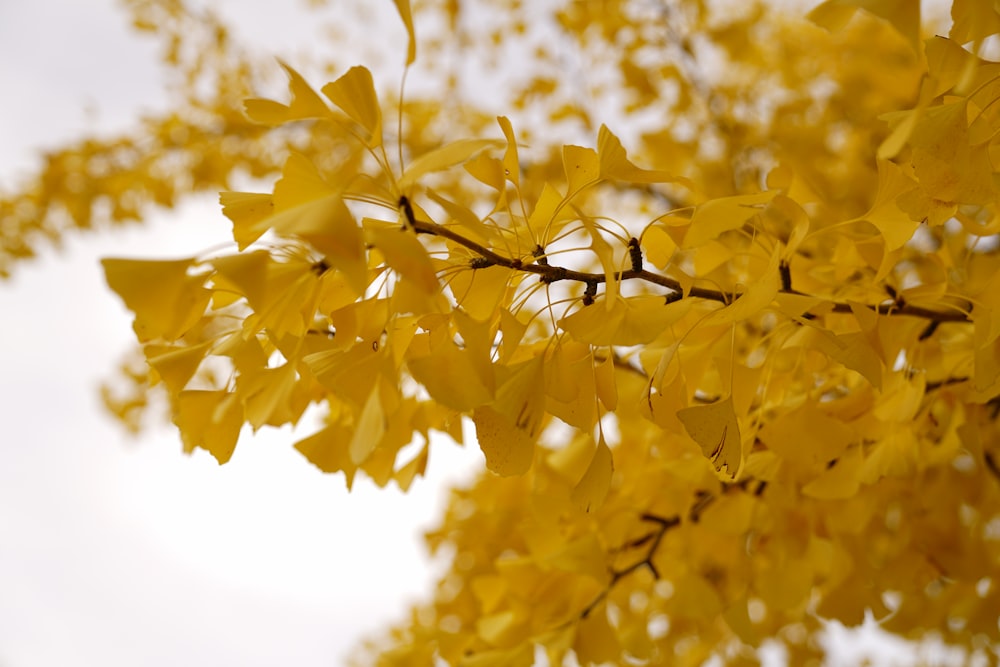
[582,512,680,619]
[403,212,971,324]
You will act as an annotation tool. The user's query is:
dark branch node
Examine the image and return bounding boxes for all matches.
[628,237,643,273]
[665,291,683,304]
[583,280,598,306]
[779,260,792,292]
[311,259,331,275]
[532,244,549,266]
[398,195,417,230]
[469,257,495,269]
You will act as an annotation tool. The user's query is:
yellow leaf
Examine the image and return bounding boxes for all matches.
[321,66,382,147]
[218,192,274,249]
[571,437,614,512]
[563,144,601,195]
[273,152,335,211]
[293,423,358,488]
[350,382,387,465]
[853,159,920,251]
[459,644,533,667]
[271,195,367,295]
[809,0,920,51]
[677,396,743,479]
[390,0,417,65]
[365,221,439,293]
[399,138,505,189]
[145,341,213,395]
[394,442,428,492]
[102,258,210,342]
[802,446,863,499]
[683,191,776,248]
[573,603,620,664]
[595,351,618,411]
[473,356,545,476]
[174,390,243,464]
[408,341,494,411]
[910,101,996,205]
[758,403,856,467]
[497,116,520,187]
[641,224,677,270]
[950,0,1000,44]
[559,296,689,346]
[597,125,685,184]
[581,218,619,309]
[240,363,301,430]
[708,246,781,324]
[243,61,331,124]
[448,265,512,321]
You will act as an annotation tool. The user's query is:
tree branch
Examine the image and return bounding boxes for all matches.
[403,206,971,324]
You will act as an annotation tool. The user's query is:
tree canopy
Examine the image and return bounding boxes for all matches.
[6,0,1000,664]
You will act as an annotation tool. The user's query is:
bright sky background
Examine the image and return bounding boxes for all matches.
[0,1,982,666]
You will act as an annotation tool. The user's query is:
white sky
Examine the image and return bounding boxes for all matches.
[0,2,481,666]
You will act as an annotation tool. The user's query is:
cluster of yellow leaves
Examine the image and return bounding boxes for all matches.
[12,0,1000,663]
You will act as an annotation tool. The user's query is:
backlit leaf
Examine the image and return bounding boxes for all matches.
[571,437,614,512]
[677,396,743,479]
[321,66,382,147]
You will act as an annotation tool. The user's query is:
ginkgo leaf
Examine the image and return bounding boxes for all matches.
[408,341,494,411]
[497,116,520,187]
[269,195,368,295]
[244,61,332,124]
[293,423,358,489]
[272,152,335,211]
[102,258,211,342]
[349,382,387,465]
[365,221,439,293]
[391,0,417,65]
[809,0,920,51]
[708,246,781,324]
[950,0,1000,44]
[571,437,614,512]
[398,138,505,189]
[581,218,619,309]
[240,363,301,430]
[641,224,677,270]
[597,125,686,184]
[321,66,382,147]
[683,191,776,248]
[594,351,618,410]
[174,390,243,464]
[910,101,996,205]
[850,159,920,251]
[802,446,864,499]
[473,355,545,476]
[677,396,743,479]
[145,341,213,395]
[573,603,620,664]
[219,192,273,248]
[559,296,690,346]
[563,144,601,195]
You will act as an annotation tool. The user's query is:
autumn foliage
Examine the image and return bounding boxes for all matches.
[7,0,1000,664]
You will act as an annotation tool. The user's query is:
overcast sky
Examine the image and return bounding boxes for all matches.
[0,2,482,666]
